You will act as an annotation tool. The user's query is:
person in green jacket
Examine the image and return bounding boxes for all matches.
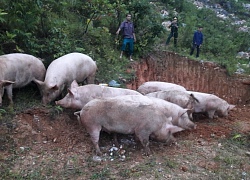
[166,17,178,47]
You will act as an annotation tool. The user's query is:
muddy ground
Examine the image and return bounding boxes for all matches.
[1,102,250,179]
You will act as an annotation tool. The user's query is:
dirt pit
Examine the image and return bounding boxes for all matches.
[1,105,250,179]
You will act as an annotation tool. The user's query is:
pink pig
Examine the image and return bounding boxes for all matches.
[56,81,142,109]
[0,53,46,106]
[78,95,184,155]
[187,91,235,119]
[34,52,97,104]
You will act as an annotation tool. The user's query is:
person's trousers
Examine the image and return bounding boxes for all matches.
[166,32,178,47]
[190,44,200,58]
[121,38,134,56]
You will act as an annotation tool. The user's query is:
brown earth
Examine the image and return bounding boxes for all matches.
[0,52,250,179]
[1,104,249,179]
[126,51,250,105]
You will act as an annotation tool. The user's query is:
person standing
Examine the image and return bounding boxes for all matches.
[190,26,203,58]
[116,14,136,61]
[166,17,178,47]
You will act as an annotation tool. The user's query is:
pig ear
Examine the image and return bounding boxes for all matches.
[0,80,15,87]
[178,109,187,117]
[186,109,193,120]
[70,80,79,89]
[228,104,235,111]
[165,124,184,134]
[190,93,199,103]
[51,85,59,90]
[186,109,193,115]
[33,79,44,87]
[67,88,75,97]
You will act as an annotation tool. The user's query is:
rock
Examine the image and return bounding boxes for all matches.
[181,166,188,172]
[92,155,102,162]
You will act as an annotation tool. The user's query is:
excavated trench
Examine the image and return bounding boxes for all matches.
[126,51,250,105]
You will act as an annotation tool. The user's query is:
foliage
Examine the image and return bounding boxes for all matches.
[0,0,250,80]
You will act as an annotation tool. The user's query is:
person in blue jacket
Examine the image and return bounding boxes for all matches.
[190,26,203,58]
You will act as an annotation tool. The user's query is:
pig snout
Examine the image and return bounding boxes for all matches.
[42,98,49,105]
[55,100,60,105]
[188,123,196,130]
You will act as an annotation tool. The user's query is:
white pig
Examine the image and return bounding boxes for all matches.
[34,52,97,104]
[55,80,142,109]
[187,91,235,119]
[0,53,46,106]
[112,95,196,130]
[137,81,186,95]
[78,96,184,155]
[146,90,199,110]
[80,95,195,130]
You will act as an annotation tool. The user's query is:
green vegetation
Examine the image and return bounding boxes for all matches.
[0,0,250,82]
[1,3,249,180]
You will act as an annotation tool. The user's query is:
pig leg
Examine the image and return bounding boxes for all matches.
[207,110,216,119]
[135,131,151,155]
[113,133,120,147]
[86,74,95,84]
[5,85,13,105]
[87,126,102,155]
[0,89,4,106]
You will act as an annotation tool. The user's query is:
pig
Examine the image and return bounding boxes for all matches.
[0,53,46,106]
[145,96,196,130]
[187,91,235,119]
[34,52,97,104]
[78,96,184,155]
[145,90,199,110]
[137,81,186,95]
[102,95,196,130]
[55,80,142,110]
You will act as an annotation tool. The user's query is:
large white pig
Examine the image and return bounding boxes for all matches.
[77,95,195,130]
[0,53,46,106]
[146,90,199,110]
[137,81,186,95]
[78,96,184,155]
[55,80,142,109]
[145,96,196,130]
[187,91,235,119]
[34,52,97,104]
[103,95,195,130]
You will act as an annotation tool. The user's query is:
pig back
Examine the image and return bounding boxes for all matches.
[146,90,196,109]
[102,86,142,96]
[45,52,97,85]
[137,81,186,95]
[0,53,46,88]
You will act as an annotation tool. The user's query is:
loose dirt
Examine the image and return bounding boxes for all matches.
[1,104,249,179]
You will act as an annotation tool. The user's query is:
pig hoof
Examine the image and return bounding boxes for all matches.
[96,151,103,156]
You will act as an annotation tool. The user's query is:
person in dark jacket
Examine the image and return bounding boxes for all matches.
[166,17,178,47]
[190,26,204,58]
[116,14,136,61]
